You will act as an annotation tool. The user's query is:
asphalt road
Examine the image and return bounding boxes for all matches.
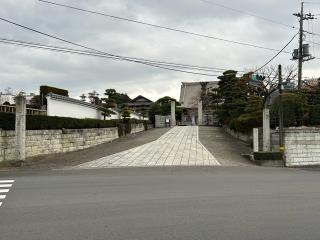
[1,167,320,240]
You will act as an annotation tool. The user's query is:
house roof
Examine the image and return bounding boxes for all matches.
[179,81,219,109]
[131,95,153,103]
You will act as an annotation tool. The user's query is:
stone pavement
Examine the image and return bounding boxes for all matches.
[199,126,253,166]
[74,126,220,169]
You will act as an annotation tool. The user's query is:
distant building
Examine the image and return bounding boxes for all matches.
[0,92,36,105]
[127,95,153,115]
[179,81,219,125]
[0,93,15,105]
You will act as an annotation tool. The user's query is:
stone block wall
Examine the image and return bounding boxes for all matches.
[284,128,320,167]
[0,127,118,162]
[155,115,171,128]
[224,127,252,143]
[130,123,145,134]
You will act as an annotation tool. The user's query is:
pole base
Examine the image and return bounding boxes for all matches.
[15,160,25,167]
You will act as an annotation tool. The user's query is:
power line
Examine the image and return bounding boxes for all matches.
[38,0,291,53]
[4,38,316,81]
[0,37,229,77]
[0,37,230,72]
[199,0,297,29]
[255,32,299,72]
[0,36,245,73]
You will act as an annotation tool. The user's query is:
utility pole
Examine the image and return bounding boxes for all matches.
[278,65,284,155]
[293,2,315,90]
[298,2,304,90]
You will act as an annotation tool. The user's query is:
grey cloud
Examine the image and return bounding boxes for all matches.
[0,0,318,101]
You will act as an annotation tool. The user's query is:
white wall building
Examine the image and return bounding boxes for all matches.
[46,93,144,120]
[47,93,103,119]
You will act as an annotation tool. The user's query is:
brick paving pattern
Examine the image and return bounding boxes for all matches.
[74,126,220,169]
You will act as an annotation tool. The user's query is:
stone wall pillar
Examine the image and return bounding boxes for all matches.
[171,101,176,127]
[15,95,26,165]
[263,108,271,152]
[253,128,259,152]
[198,101,203,126]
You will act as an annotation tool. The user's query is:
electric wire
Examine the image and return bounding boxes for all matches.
[198,0,297,29]
[0,37,241,73]
[254,32,299,73]
[37,0,292,53]
[0,37,227,77]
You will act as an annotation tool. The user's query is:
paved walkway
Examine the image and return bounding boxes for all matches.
[74,126,220,169]
[199,127,253,166]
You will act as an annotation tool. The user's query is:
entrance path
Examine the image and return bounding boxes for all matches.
[0,128,170,171]
[199,126,253,166]
[74,126,220,169]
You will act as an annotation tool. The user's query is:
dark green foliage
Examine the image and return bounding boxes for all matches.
[235,96,262,133]
[234,114,261,133]
[40,85,69,105]
[27,115,117,130]
[0,113,150,132]
[216,71,248,125]
[254,152,283,160]
[121,105,131,122]
[148,97,181,124]
[0,113,116,130]
[0,112,15,130]
[309,105,320,125]
[212,71,262,132]
[104,89,131,106]
[271,93,305,127]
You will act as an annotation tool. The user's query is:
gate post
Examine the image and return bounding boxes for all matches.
[15,94,26,166]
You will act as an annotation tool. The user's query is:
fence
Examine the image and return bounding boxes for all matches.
[0,105,46,115]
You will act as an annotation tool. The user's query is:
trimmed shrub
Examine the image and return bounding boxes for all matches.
[309,104,320,125]
[235,114,261,133]
[0,112,151,131]
[0,112,15,130]
[254,152,283,161]
[0,113,117,130]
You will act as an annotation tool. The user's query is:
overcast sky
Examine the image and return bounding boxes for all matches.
[1,0,319,101]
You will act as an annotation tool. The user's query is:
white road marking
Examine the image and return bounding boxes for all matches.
[0,180,14,183]
[0,180,15,207]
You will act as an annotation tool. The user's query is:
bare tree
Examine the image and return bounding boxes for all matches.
[249,65,297,106]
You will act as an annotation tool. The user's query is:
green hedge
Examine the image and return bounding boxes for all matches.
[309,105,320,125]
[0,112,151,131]
[254,152,283,161]
[0,112,15,130]
[0,112,116,130]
